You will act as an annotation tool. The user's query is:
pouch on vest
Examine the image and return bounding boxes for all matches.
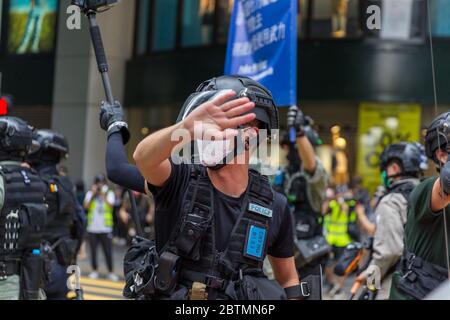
[18,203,47,250]
[233,275,287,300]
[53,237,78,266]
[154,251,180,294]
[294,235,331,268]
[20,251,45,300]
[295,214,318,239]
[175,215,206,260]
[123,237,158,299]
[397,255,448,300]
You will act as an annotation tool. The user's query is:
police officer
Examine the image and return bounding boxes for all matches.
[0,117,47,300]
[123,75,307,300]
[354,142,426,300]
[282,106,329,279]
[27,129,86,300]
[390,112,450,300]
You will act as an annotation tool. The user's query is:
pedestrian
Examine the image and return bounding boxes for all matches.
[119,191,155,243]
[390,112,450,300]
[83,174,118,281]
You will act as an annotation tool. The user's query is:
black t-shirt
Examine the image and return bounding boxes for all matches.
[148,162,294,258]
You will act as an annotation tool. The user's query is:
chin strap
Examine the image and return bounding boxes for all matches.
[427,0,450,279]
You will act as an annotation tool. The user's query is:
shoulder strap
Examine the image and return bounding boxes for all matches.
[166,165,214,260]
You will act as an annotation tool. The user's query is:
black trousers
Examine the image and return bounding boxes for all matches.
[88,232,113,273]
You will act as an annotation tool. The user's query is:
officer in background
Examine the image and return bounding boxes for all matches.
[0,117,47,300]
[354,142,426,299]
[390,112,450,300]
[281,106,329,279]
[27,129,86,300]
[131,75,305,300]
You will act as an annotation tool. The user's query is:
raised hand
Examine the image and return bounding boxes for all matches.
[181,90,256,140]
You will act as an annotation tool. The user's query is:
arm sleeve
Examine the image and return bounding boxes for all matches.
[304,158,329,213]
[413,177,443,223]
[369,194,406,279]
[106,132,146,193]
[268,200,295,258]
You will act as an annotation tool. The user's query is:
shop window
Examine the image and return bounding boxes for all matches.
[7,0,58,55]
[309,0,361,39]
[152,0,179,51]
[360,0,426,40]
[215,0,233,44]
[135,0,151,55]
[181,0,215,47]
[431,0,450,37]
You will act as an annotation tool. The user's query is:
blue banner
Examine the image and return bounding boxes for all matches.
[225,0,298,107]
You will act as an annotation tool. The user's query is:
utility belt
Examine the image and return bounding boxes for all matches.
[397,251,448,300]
[123,238,306,300]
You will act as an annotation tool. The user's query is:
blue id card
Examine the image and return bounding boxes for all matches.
[244,224,267,260]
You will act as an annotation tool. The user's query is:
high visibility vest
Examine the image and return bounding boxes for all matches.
[87,197,113,228]
[324,200,355,248]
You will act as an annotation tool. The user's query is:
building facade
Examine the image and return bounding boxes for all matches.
[1,0,449,188]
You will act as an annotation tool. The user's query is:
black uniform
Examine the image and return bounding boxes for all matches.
[0,117,48,300]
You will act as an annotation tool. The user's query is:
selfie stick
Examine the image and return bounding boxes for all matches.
[84,9,144,238]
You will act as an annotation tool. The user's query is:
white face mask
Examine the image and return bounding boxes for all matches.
[197,139,234,167]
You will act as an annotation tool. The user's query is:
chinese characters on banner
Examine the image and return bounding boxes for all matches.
[225,0,298,107]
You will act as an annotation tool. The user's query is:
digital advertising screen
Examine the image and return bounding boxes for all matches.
[7,0,58,54]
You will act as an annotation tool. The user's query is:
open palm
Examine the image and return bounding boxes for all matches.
[183,90,256,140]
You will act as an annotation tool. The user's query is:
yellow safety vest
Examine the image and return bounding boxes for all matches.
[324,200,355,248]
[87,197,113,228]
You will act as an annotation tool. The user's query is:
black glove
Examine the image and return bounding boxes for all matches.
[100,100,130,144]
[287,106,306,137]
[440,160,450,195]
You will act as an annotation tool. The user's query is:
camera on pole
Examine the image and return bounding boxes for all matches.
[71,0,144,238]
[72,0,120,14]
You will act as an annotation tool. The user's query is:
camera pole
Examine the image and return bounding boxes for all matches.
[85,10,144,238]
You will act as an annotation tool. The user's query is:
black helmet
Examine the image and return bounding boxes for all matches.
[28,129,69,165]
[380,142,427,176]
[177,75,279,134]
[425,111,450,165]
[0,116,33,161]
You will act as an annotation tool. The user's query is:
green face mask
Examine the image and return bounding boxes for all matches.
[381,170,391,188]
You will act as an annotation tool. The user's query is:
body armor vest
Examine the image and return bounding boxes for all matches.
[160,166,274,298]
[284,172,321,239]
[41,175,75,244]
[0,165,47,259]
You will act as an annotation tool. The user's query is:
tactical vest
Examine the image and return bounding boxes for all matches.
[158,166,275,299]
[0,165,47,259]
[284,172,321,239]
[41,175,75,244]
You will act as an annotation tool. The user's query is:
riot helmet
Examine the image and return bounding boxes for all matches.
[0,116,33,162]
[425,111,450,166]
[28,129,69,166]
[176,75,279,170]
[379,142,427,187]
